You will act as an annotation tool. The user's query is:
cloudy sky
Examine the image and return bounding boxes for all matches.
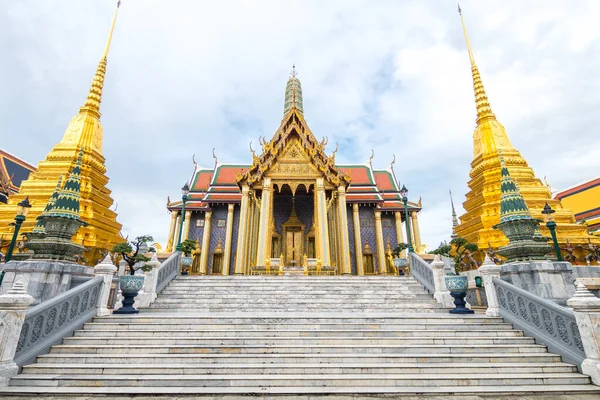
[1,0,599,250]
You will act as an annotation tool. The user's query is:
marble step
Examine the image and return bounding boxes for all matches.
[3,385,599,396]
[61,336,536,346]
[9,372,590,387]
[35,352,566,365]
[73,328,524,338]
[82,322,515,331]
[157,292,432,298]
[162,285,428,290]
[48,343,549,355]
[21,362,578,375]
[90,313,499,323]
[151,297,434,303]
[147,305,443,311]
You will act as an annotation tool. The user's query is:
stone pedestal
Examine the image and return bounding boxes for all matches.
[479,255,502,317]
[93,255,117,317]
[0,279,34,386]
[501,260,575,306]
[0,260,93,305]
[431,255,453,308]
[135,254,161,308]
[567,283,600,385]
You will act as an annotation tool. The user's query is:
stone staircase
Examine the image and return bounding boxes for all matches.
[2,275,598,396]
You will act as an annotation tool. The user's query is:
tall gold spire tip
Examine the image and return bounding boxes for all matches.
[458,6,496,124]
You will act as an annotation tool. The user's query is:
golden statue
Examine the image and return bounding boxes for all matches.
[191,239,202,275]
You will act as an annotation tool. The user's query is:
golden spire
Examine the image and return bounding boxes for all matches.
[458,5,495,125]
[79,1,121,118]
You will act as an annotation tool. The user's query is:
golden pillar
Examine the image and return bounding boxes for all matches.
[337,186,352,274]
[223,203,235,276]
[234,185,250,274]
[352,203,364,275]
[411,211,422,253]
[173,212,181,249]
[182,210,192,241]
[199,210,212,275]
[166,211,178,251]
[394,211,406,257]
[316,178,331,265]
[256,178,272,266]
[374,210,386,274]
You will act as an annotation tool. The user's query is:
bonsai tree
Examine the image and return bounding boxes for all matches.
[112,235,154,275]
[179,239,197,257]
[431,237,478,274]
[392,243,409,258]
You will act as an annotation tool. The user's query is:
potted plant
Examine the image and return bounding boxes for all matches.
[431,237,478,314]
[112,235,154,314]
[392,243,409,275]
[178,239,197,275]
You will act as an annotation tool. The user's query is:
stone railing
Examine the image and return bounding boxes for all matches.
[494,278,584,367]
[14,276,103,366]
[156,252,181,294]
[408,252,435,294]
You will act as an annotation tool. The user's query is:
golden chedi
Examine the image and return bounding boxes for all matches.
[0,3,123,263]
[454,7,600,253]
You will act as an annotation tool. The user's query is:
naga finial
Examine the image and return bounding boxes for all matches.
[212,148,218,163]
[192,154,197,166]
[390,154,396,167]
[332,143,339,156]
[368,149,375,165]
[167,196,171,206]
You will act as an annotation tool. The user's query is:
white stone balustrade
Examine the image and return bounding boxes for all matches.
[567,282,600,385]
[0,279,34,386]
[93,255,117,317]
[479,255,502,317]
[431,255,453,308]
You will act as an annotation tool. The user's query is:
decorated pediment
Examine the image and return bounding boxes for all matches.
[237,110,349,188]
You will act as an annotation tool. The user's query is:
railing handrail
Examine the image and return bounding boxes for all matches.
[156,252,181,294]
[494,278,575,319]
[24,276,102,320]
[15,276,103,366]
[493,277,584,368]
[408,252,435,294]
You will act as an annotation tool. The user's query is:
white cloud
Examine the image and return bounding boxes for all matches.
[1,0,599,249]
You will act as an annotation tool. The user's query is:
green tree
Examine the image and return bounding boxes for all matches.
[392,243,409,258]
[179,239,197,257]
[430,237,478,274]
[112,235,154,275]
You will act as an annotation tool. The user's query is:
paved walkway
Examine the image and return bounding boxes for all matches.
[2,394,600,400]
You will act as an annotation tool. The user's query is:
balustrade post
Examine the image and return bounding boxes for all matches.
[431,255,453,308]
[136,253,161,308]
[93,255,117,317]
[567,282,600,385]
[478,255,501,317]
[0,279,34,386]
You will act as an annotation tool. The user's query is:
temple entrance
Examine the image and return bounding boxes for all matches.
[272,184,313,269]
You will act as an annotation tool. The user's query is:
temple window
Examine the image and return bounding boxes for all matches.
[196,219,204,227]
[360,218,372,228]
[216,219,226,228]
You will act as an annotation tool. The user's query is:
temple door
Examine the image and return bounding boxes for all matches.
[285,228,303,267]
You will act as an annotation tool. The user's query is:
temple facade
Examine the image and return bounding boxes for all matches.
[166,69,422,275]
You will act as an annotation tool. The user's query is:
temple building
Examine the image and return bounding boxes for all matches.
[0,149,36,204]
[453,9,600,250]
[0,3,123,263]
[554,177,600,235]
[166,68,423,275]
